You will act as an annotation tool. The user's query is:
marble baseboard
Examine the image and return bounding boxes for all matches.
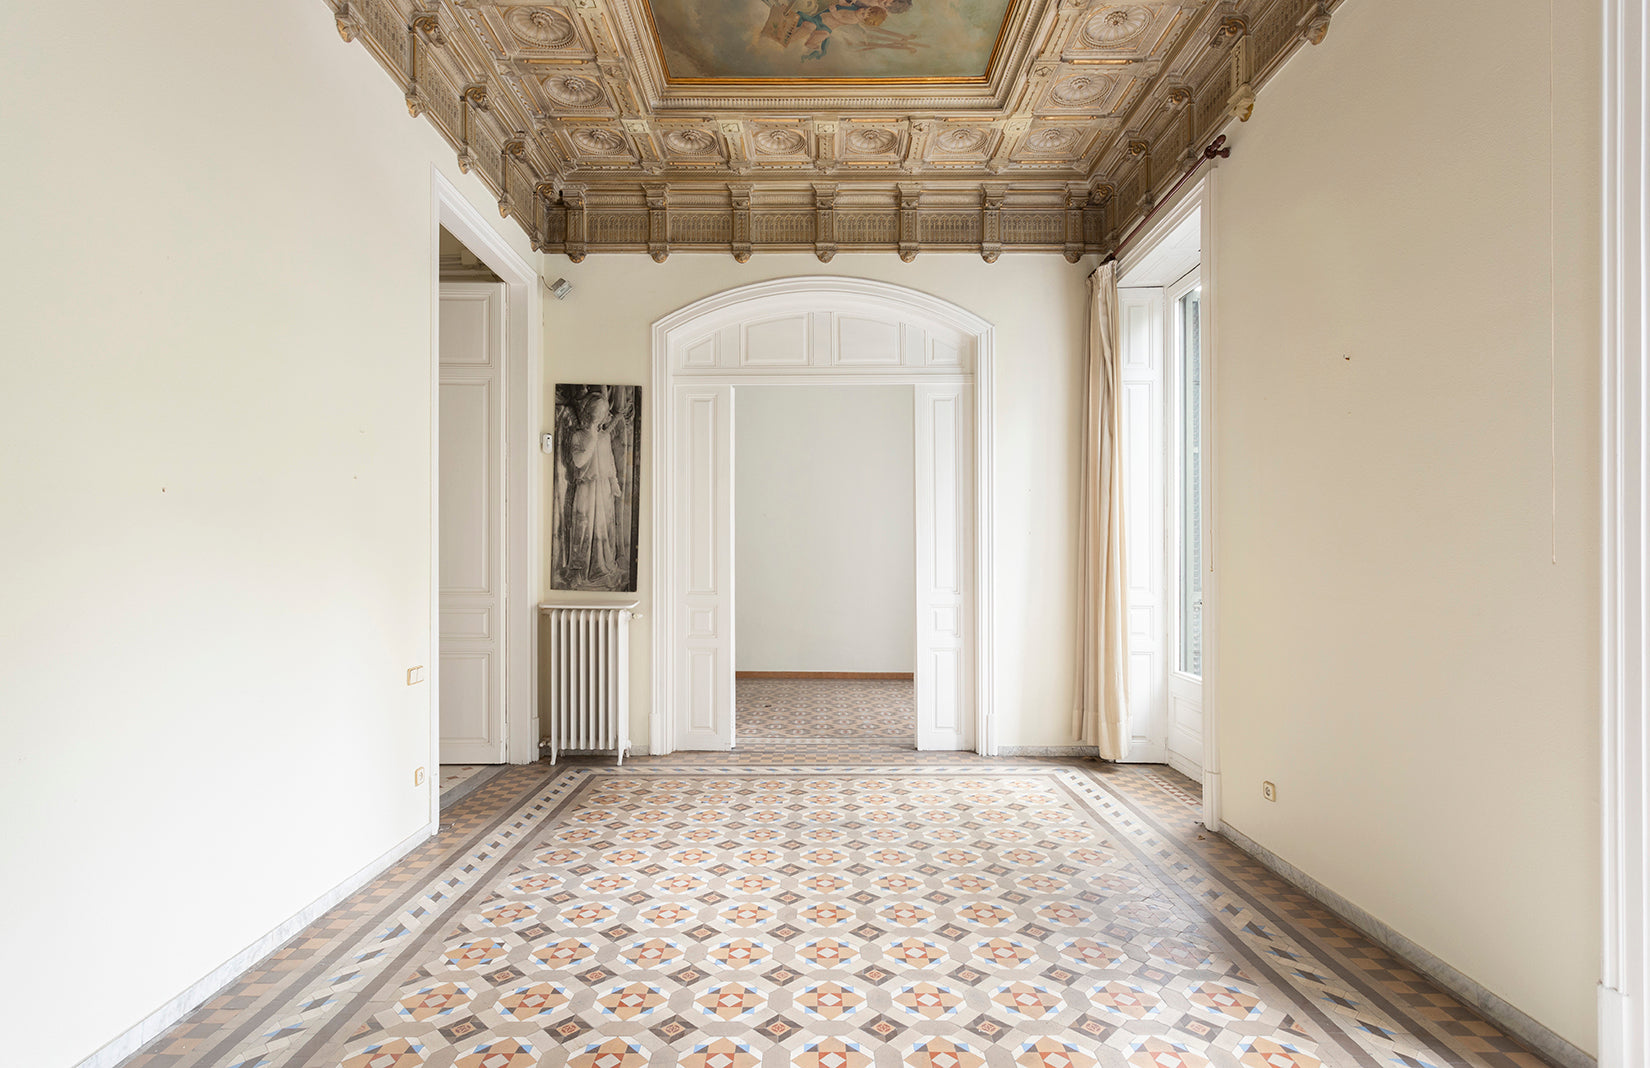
[1219,821,1594,1068]
[76,819,437,1068]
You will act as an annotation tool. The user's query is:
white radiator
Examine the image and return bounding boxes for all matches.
[540,604,638,765]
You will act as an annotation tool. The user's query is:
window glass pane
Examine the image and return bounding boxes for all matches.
[1179,287,1203,677]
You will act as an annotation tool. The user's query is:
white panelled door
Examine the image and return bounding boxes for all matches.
[673,384,736,750]
[913,383,974,751]
[439,282,508,764]
[1118,288,1166,762]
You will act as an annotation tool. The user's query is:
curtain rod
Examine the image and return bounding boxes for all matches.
[1092,135,1231,277]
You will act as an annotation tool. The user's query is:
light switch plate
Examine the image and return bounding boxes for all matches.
[407,666,425,685]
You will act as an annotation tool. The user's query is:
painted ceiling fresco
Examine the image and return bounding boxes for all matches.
[643,0,1017,80]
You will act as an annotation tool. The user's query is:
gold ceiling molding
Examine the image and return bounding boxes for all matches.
[325,0,1342,259]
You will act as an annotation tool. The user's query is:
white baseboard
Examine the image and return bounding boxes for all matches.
[76,819,438,1068]
[1201,769,1222,833]
[1220,822,1594,1068]
[1163,750,1203,782]
[1119,742,1166,764]
[1597,984,1632,1068]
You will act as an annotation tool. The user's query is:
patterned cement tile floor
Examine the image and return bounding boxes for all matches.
[736,679,914,746]
[441,765,508,809]
[441,766,489,797]
[120,750,1554,1068]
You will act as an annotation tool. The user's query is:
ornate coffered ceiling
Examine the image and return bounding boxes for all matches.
[328,0,1338,259]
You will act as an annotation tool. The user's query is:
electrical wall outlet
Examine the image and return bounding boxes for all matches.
[407,666,425,685]
[1261,781,1277,802]
[414,767,426,787]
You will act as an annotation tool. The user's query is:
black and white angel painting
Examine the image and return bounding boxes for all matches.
[551,384,640,592]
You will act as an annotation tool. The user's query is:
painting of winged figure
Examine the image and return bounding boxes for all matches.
[645,0,1012,80]
[757,0,921,64]
[551,384,641,593]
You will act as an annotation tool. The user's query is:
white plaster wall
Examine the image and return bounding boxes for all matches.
[541,255,1090,749]
[735,385,915,673]
[1211,0,1600,1052]
[0,4,535,1066]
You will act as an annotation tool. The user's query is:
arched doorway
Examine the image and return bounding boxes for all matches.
[650,277,996,755]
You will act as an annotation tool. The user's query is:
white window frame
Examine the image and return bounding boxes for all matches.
[1112,171,1222,830]
[1600,1,1649,1063]
[1166,265,1204,687]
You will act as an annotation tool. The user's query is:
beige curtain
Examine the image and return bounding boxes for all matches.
[1073,262,1130,759]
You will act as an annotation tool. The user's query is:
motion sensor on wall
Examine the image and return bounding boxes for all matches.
[545,277,572,301]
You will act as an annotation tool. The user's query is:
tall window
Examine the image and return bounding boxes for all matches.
[1177,285,1202,677]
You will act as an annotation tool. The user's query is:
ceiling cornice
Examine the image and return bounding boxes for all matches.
[326,0,1342,260]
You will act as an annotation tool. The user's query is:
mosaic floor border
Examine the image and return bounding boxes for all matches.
[121,756,1556,1068]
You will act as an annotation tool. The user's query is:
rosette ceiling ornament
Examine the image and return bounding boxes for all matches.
[327,0,1343,259]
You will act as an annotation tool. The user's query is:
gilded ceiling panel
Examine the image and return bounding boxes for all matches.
[327,0,1341,258]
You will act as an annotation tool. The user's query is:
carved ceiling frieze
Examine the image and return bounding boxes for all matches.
[327,0,1342,259]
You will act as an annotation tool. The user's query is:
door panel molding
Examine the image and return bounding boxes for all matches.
[1116,286,1165,763]
[439,282,507,765]
[674,385,735,750]
[914,383,974,751]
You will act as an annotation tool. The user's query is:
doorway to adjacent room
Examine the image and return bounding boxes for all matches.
[649,277,996,756]
[429,173,542,820]
[732,384,917,753]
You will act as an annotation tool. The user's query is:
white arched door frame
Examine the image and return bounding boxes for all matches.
[651,276,996,756]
